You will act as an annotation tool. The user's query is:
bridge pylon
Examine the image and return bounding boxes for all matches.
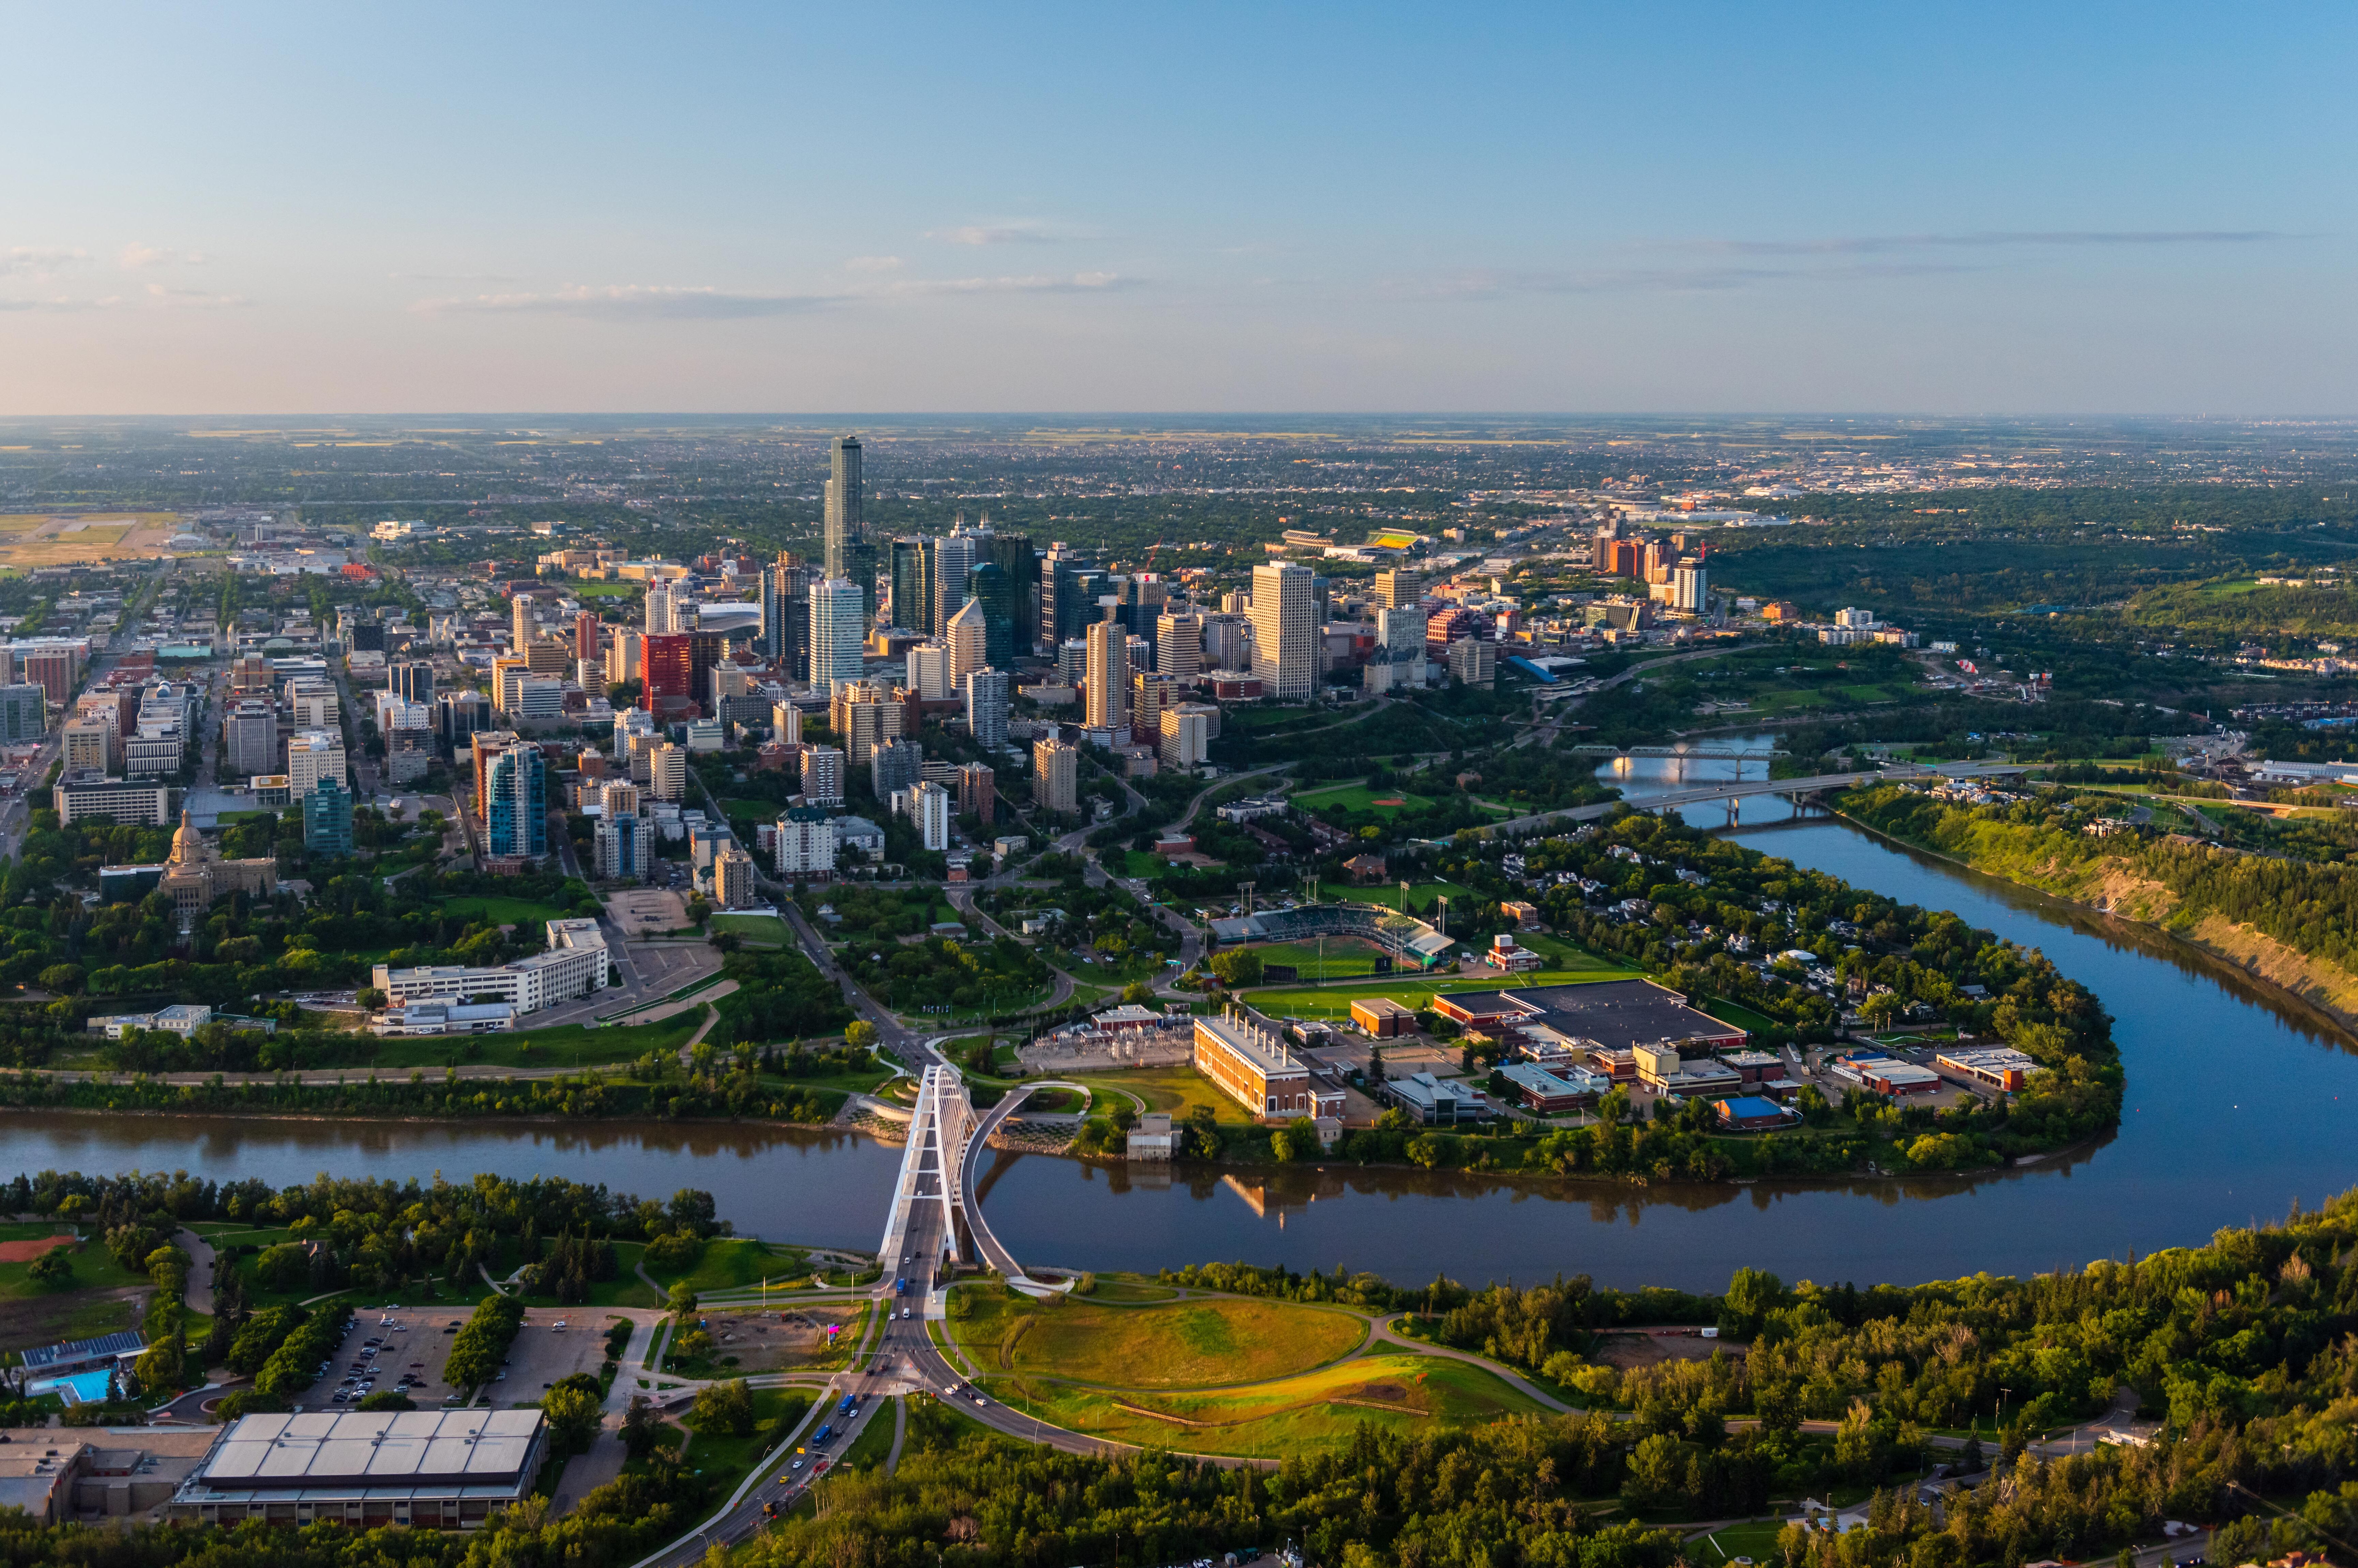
[876,1065,972,1270]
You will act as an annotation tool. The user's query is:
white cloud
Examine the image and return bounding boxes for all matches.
[844,255,904,272]
[927,222,1069,246]
[0,294,118,312]
[883,271,1135,295]
[120,242,208,269]
[411,284,839,320]
[1395,260,1980,300]
[0,247,89,278]
[1700,230,2293,255]
[145,283,247,308]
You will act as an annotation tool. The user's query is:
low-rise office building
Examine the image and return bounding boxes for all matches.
[53,775,172,827]
[370,1001,516,1037]
[1380,1070,1489,1125]
[87,1004,212,1040]
[373,919,610,1015]
[1349,997,1415,1037]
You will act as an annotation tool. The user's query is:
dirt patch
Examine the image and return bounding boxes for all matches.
[0,1287,141,1349]
[1593,1332,1744,1369]
[698,1308,856,1373]
[2081,862,2179,920]
[0,1234,77,1263]
[2185,913,2358,1032]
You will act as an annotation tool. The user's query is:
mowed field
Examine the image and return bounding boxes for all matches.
[1292,781,1437,818]
[994,1352,1545,1458]
[1251,937,1387,978]
[951,1286,1365,1388]
[0,512,183,567]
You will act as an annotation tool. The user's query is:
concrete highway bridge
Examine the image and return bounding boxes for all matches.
[1488,762,2029,835]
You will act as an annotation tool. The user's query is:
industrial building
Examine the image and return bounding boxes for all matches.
[168,1408,549,1529]
[1379,1070,1490,1125]
[1349,997,1415,1037]
[1498,1061,1608,1113]
[1192,1010,1343,1122]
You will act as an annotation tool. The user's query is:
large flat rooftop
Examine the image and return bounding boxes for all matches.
[194,1409,542,1490]
[1499,979,1748,1051]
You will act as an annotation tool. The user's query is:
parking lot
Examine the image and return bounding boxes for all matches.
[292,1308,452,1412]
[289,1306,623,1413]
[494,1309,620,1407]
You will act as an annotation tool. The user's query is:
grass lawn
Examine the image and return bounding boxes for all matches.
[1697,996,1783,1035]
[948,1283,1364,1387]
[1115,850,1191,880]
[987,1351,1540,1459]
[572,581,641,599]
[1243,967,1642,1021]
[442,895,570,928]
[1318,879,1475,916]
[835,1403,896,1469]
[717,798,780,825]
[645,1238,814,1296]
[1293,781,1437,818]
[358,1016,699,1071]
[1067,1066,1250,1125]
[681,1388,811,1494]
[1692,1520,1789,1561]
[1509,932,1625,970]
[0,1232,148,1345]
[1086,1277,1180,1303]
[1250,938,1386,979]
[710,913,789,946]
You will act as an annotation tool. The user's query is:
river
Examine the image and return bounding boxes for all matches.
[9,739,2357,1292]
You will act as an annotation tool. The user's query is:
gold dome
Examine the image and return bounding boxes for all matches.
[168,809,209,866]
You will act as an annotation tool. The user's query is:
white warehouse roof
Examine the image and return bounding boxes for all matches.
[199,1409,542,1489]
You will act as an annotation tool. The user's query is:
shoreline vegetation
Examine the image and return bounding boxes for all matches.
[10,1166,2358,1568]
[1834,783,2358,1042]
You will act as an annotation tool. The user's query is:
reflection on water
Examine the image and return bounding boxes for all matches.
[0,1112,907,1257]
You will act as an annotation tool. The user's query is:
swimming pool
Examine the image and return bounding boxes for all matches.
[53,1370,116,1404]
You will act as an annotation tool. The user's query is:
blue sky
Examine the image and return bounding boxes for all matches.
[2,1,2351,414]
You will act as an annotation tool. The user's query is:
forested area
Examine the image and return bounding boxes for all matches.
[1843,782,2358,1003]
[1168,1191,2358,1568]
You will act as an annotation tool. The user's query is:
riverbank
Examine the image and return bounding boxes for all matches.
[1830,787,2358,1043]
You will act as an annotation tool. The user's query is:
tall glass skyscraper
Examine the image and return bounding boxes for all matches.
[967,561,1018,668]
[890,540,932,635]
[808,578,867,695]
[822,436,876,624]
[483,745,547,858]
[758,560,809,669]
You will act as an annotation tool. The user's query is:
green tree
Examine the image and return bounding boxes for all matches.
[619,1394,663,1460]
[543,1374,605,1454]
[1208,949,1262,986]
[667,1280,700,1320]
[27,1247,71,1287]
[693,1378,754,1437]
[843,1020,877,1051]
